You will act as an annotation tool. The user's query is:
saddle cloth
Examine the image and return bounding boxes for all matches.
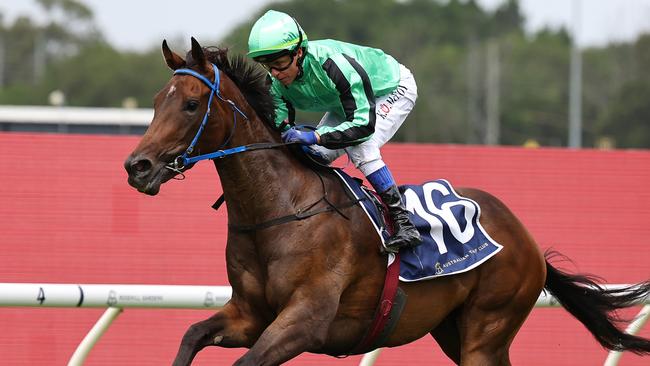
[333,169,503,282]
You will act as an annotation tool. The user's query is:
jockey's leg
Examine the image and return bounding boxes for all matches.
[365,164,422,253]
[309,65,417,166]
[172,301,263,366]
[372,64,418,146]
[347,140,421,252]
[359,63,421,252]
[309,63,418,166]
[310,64,422,252]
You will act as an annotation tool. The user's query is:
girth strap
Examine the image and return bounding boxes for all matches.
[228,197,364,232]
[212,194,226,211]
[348,253,404,355]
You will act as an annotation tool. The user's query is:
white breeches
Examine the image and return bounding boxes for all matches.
[311,64,418,176]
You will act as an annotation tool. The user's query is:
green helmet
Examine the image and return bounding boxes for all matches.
[247,10,308,61]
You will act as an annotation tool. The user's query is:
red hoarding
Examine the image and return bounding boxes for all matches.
[0,133,648,365]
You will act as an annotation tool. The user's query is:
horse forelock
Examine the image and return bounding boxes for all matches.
[183,47,276,127]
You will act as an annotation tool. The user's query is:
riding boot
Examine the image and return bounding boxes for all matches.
[379,185,422,253]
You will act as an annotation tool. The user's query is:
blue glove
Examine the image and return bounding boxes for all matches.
[281,127,319,145]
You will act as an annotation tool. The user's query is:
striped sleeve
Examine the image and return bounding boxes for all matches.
[317,54,376,149]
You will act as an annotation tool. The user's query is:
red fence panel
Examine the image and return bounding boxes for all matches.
[0,132,648,365]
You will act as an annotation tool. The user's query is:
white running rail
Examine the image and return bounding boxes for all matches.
[0,105,151,126]
[0,283,648,366]
[0,283,231,365]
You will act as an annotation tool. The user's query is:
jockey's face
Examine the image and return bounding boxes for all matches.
[262,48,303,86]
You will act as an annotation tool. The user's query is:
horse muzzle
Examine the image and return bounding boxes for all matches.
[124,154,169,195]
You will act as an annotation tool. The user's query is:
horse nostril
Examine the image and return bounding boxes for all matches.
[126,157,153,177]
[132,159,151,173]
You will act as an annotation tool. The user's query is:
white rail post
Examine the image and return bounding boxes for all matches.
[359,348,382,366]
[67,307,123,366]
[603,304,650,366]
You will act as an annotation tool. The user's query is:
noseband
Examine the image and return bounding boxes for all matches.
[166,63,249,175]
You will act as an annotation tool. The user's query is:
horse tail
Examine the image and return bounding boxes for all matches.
[544,251,650,354]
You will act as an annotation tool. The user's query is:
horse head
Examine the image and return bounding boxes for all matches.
[124,38,261,195]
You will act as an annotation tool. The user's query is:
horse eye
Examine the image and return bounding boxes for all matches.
[185,100,199,112]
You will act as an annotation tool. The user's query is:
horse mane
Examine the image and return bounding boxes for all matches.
[184,47,330,171]
[185,47,276,127]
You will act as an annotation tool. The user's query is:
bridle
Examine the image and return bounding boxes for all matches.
[165,63,326,180]
[165,63,251,176]
[162,61,364,231]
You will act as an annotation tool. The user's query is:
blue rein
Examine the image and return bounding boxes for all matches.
[168,63,250,172]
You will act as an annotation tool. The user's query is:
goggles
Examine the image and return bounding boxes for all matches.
[258,53,296,73]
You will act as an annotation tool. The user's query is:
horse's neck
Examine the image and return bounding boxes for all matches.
[212,109,312,225]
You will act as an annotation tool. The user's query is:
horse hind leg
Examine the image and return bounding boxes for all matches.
[456,261,542,363]
[429,310,461,364]
[451,275,544,366]
[447,187,546,365]
[429,305,526,366]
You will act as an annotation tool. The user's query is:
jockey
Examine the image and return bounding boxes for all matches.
[247,10,421,253]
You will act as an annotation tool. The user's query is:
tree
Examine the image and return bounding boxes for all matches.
[1,0,648,148]
[0,0,101,88]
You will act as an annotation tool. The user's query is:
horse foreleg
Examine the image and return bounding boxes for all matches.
[172,302,262,366]
[233,288,339,366]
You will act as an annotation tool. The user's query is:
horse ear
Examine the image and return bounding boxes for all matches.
[190,37,210,73]
[162,40,186,70]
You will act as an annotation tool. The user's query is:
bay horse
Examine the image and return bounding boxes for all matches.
[124,38,650,366]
